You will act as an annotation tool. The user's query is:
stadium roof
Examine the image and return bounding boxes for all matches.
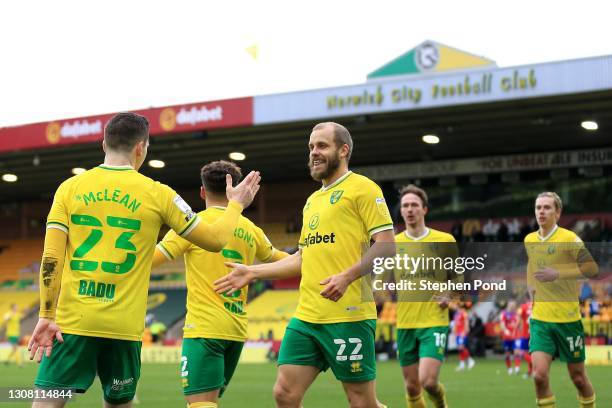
[1,51,612,202]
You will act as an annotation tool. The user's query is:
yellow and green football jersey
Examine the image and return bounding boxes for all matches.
[395,228,457,329]
[47,164,201,341]
[4,311,22,337]
[296,172,393,324]
[525,225,584,323]
[157,206,275,341]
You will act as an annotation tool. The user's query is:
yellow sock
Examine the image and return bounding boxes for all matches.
[407,392,426,408]
[426,383,447,408]
[15,350,22,366]
[188,402,217,408]
[536,395,556,407]
[579,393,596,408]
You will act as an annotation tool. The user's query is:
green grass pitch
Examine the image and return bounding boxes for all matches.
[1,357,610,407]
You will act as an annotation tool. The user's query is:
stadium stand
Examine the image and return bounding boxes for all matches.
[378,301,397,324]
[0,238,43,284]
[146,288,187,331]
[259,222,300,252]
[246,289,298,341]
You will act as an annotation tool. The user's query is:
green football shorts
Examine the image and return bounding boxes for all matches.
[529,319,585,363]
[35,333,141,404]
[181,338,244,397]
[397,326,448,366]
[278,318,377,382]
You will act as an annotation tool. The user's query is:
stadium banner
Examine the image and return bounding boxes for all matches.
[585,345,612,366]
[139,343,273,364]
[254,55,612,124]
[0,97,253,153]
[354,147,612,181]
[141,346,182,363]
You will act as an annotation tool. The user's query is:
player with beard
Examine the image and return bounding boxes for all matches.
[215,122,395,408]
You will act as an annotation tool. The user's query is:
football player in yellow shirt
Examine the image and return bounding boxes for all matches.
[152,160,289,408]
[394,185,456,408]
[4,303,23,367]
[28,112,261,408]
[215,122,394,408]
[525,192,598,408]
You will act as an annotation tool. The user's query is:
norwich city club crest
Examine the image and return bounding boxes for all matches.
[330,190,344,204]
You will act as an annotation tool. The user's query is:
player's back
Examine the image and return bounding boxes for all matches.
[159,207,275,341]
[50,165,198,341]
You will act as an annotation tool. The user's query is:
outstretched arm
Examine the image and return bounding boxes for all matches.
[214,250,302,295]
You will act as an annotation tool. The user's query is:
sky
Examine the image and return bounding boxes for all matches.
[1,0,611,127]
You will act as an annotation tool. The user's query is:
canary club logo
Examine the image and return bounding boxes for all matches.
[415,41,439,71]
[330,190,343,204]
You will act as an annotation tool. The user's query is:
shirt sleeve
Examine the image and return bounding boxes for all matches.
[157,183,201,238]
[442,237,463,282]
[297,200,310,249]
[46,179,72,233]
[253,224,274,262]
[355,180,394,238]
[571,235,590,263]
[156,228,192,261]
